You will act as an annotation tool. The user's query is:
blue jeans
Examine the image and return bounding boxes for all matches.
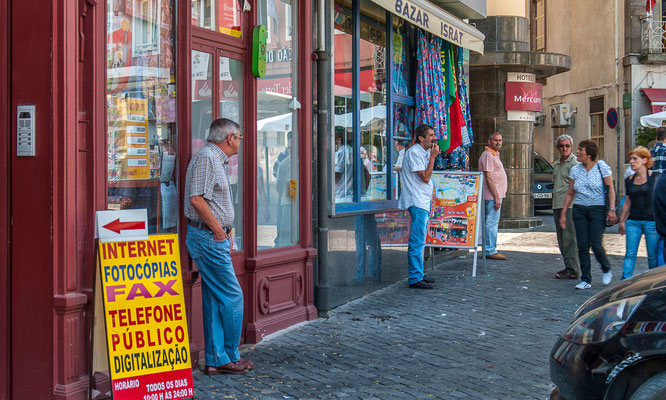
[407,206,429,284]
[621,220,660,280]
[354,214,381,282]
[572,205,611,284]
[484,200,502,255]
[186,225,243,367]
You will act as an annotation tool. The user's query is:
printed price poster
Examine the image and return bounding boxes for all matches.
[426,172,482,248]
[113,97,151,180]
[98,234,194,400]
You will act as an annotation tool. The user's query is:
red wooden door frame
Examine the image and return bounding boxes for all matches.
[0,0,10,397]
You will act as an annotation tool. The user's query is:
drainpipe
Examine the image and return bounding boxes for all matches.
[315,0,330,316]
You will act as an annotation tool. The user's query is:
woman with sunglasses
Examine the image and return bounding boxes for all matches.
[560,140,617,289]
[618,146,661,279]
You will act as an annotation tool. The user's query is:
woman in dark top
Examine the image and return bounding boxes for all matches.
[619,146,661,279]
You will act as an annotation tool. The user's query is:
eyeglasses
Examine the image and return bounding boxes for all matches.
[557,144,571,148]
[234,133,244,140]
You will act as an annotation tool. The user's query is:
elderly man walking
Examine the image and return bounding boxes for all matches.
[552,134,580,279]
[399,124,439,289]
[479,132,508,260]
[184,118,253,375]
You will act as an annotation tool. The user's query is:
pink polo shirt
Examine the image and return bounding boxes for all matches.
[478,147,507,201]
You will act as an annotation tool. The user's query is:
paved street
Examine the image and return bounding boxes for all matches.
[194,212,650,399]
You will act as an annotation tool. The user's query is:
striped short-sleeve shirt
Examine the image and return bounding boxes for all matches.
[184,143,234,227]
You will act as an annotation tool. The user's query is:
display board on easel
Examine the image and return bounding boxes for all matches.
[425,171,485,277]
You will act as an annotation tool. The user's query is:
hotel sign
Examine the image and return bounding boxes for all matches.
[505,81,543,112]
[369,0,485,54]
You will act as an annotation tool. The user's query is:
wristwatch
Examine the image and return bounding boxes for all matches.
[609,208,616,212]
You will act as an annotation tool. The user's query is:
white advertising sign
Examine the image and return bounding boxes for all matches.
[95,209,149,243]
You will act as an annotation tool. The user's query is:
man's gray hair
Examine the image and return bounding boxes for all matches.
[207,118,240,144]
[555,134,574,146]
[490,131,502,139]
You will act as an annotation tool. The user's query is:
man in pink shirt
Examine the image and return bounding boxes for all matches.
[478,132,508,260]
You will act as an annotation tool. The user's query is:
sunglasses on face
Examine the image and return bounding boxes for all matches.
[557,144,571,148]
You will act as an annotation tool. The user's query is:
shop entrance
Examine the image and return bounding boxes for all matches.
[190,42,248,279]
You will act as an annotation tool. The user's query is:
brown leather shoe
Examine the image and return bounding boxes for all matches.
[486,252,507,260]
[236,358,254,370]
[203,362,248,375]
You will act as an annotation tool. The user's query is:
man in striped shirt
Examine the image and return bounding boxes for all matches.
[650,127,666,173]
[184,118,253,375]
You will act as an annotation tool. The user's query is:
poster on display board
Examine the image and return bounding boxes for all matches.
[426,171,482,248]
[96,228,194,400]
[426,171,485,276]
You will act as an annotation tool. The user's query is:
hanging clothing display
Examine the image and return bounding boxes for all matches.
[392,28,409,96]
[415,30,447,140]
[457,48,473,147]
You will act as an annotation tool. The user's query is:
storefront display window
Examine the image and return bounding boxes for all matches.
[106,0,178,234]
[359,1,387,202]
[256,0,299,249]
[333,0,399,211]
[192,0,243,38]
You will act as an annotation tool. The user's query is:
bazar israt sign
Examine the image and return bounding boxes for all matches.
[96,210,194,400]
[505,81,543,112]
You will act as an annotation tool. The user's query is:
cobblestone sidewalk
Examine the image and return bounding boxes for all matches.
[194,216,640,399]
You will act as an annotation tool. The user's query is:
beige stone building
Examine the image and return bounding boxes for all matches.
[532,0,666,191]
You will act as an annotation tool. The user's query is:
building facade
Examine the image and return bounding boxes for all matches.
[2,0,318,398]
[1,0,486,398]
[533,0,666,189]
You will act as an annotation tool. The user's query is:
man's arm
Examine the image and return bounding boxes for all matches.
[190,195,228,241]
[483,171,500,202]
[415,143,440,183]
[559,180,576,229]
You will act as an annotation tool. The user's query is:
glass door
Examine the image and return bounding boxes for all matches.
[191,46,245,251]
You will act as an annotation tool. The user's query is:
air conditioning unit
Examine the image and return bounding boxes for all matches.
[534,112,546,126]
[550,104,571,127]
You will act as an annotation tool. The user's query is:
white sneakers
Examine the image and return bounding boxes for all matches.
[575,281,592,290]
[575,272,612,289]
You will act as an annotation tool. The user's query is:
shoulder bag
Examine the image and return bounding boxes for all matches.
[597,162,617,227]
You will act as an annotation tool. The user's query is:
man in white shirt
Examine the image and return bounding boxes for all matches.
[399,124,439,289]
[334,132,353,201]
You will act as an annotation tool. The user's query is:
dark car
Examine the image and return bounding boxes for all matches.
[534,152,554,210]
[550,267,666,400]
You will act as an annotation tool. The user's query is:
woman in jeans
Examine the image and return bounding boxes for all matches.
[559,140,618,289]
[619,146,661,279]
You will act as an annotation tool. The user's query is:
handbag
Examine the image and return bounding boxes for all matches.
[597,163,617,227]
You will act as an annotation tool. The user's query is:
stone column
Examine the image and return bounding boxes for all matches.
[469,16,570,228]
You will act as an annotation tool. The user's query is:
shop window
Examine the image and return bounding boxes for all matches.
[192,0,243,38]
[334,0,406,212]
[590,96,605,160]
[256,0,299,249]
[106,0,177,234]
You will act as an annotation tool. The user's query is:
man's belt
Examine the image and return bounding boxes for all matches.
[188,220,232,234]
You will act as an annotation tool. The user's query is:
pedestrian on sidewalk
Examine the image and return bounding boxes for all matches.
[398,124,439,289]
[619,146,661,279]
[649,127,666,173]
[653,172,666,260]
[479,132,508,260]
[560,140,618,290]
[184,118,254,375]
[552,134,580,279]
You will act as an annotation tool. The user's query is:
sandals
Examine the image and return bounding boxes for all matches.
[555,269,578,279]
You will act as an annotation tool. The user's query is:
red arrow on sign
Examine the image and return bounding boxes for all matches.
[103,218,146,234]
